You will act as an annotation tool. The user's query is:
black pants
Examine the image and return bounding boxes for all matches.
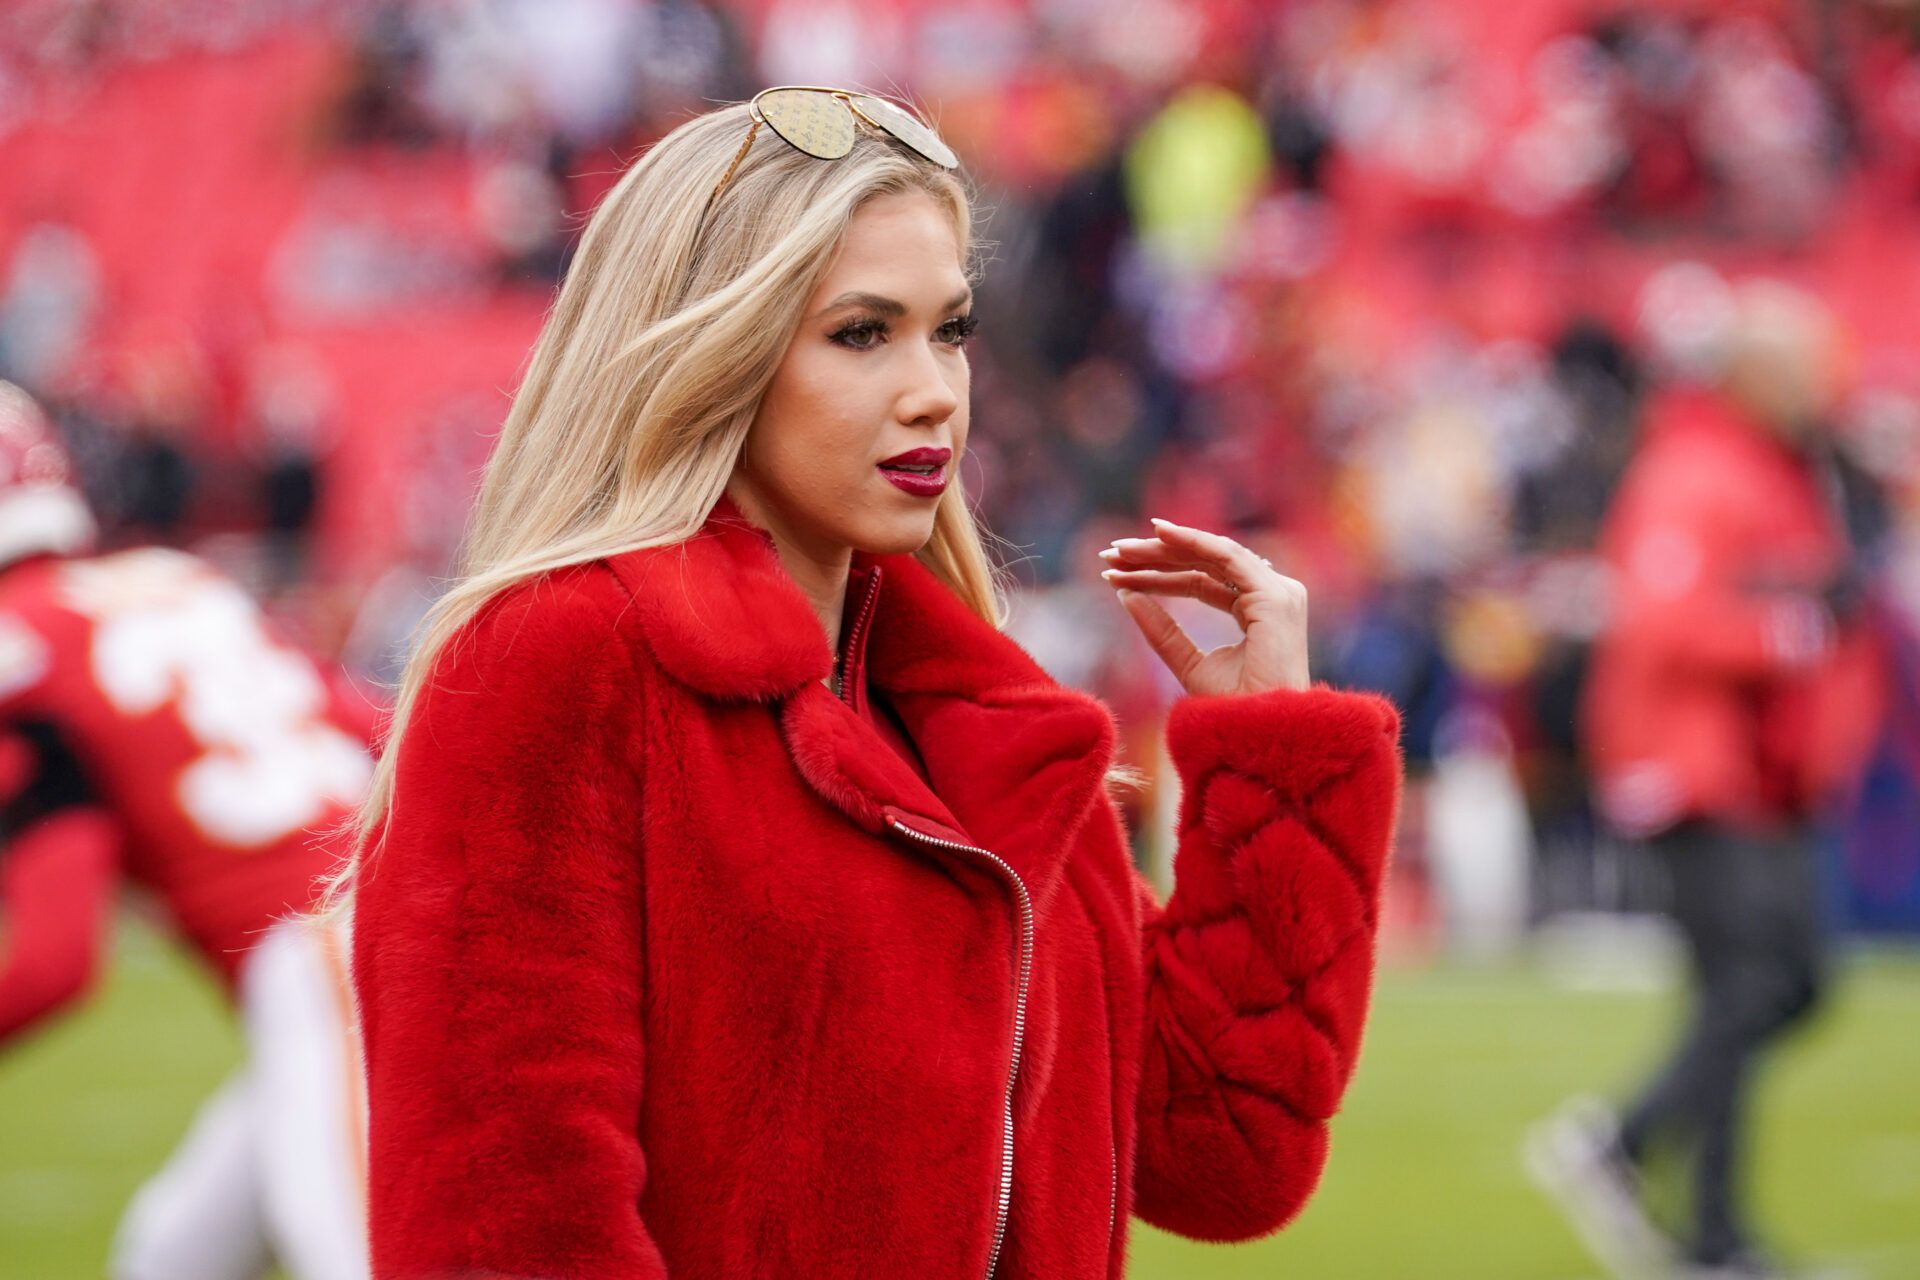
[1617,819,1830,1262]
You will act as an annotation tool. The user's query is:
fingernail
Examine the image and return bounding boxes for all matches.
[1149,516,1174,528]
[1100,568,1121,580]
[1097,547,1120,559]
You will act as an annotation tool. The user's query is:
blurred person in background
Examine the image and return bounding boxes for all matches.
[1527,279,1887,1280]
[334,86,1403,1279]
[0,380,377,1280]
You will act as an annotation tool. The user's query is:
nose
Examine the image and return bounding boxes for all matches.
[896,340,961,429]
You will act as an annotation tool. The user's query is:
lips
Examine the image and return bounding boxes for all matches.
[877,446,951,497]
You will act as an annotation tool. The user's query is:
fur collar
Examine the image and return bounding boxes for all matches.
[607,491,1120,910]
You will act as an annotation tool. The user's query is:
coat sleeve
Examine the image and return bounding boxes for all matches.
[0,806,122,1045]
[1132,683,1401,1242]
[350,573,669,1280]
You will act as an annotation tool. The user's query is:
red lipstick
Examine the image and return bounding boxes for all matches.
[876,446,951,498]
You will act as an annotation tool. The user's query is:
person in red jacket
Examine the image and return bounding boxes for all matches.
[1528,280,1883,1280]
[336,87,1403,1279]
[0,380,376,1280]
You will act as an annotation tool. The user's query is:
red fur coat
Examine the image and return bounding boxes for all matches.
[350,492,1403,1279]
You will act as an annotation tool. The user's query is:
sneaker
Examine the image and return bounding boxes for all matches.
[1522,1095,1678,1280]
[1676,1247,1859,1280]
[1678,1252,1784,1280]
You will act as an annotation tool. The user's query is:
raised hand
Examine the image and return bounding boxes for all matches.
[1099,517,1310,697]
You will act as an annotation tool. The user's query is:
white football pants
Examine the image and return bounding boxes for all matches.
[107,913,368,1280]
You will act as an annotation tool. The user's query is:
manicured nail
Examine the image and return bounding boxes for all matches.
[1149,516,1174,528]
[1100,568,1121,580]
[1098,547,1120,559]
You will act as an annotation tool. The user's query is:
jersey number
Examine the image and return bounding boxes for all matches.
[69,551,371,847]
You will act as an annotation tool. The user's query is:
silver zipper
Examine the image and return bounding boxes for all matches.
[1107,1142,1117,1264]
[834,563,882,709]
[887,816,1034,1280]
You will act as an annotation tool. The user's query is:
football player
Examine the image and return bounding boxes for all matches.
[0,379,375,1280]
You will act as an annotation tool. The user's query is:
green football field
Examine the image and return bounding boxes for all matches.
[4,920,1917,1279]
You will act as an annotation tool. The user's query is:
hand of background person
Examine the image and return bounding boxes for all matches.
[1099,517,1311,696]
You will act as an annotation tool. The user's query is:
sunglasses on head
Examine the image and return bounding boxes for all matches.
[705,85,960,209]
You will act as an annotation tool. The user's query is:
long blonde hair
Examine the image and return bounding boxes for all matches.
[321,97,1016,908]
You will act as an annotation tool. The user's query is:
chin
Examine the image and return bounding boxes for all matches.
[851,509,939,557]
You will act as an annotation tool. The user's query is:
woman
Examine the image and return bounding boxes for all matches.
[341,87,1403,1279]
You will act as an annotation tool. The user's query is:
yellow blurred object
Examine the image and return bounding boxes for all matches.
[1122,84,1272,276]
[1442,588,1542,685]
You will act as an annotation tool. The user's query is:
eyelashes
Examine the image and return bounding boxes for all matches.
[830,313,979,351]
[941,314,980,346]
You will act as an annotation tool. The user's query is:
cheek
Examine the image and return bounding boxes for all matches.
[748,354,881,492]
[953,376,971,448]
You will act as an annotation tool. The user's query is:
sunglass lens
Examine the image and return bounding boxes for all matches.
[853,95,958,169]
[756,88,856,160]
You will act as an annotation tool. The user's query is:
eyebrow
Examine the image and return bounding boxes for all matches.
[814,287,973,320]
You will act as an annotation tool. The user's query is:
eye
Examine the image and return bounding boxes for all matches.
[830,318,887,351]
[938,314,979,348]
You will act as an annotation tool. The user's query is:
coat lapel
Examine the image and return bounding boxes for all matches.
[607,492,1118,914]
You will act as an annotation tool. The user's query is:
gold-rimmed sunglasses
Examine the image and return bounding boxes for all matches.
[706,85,960,208]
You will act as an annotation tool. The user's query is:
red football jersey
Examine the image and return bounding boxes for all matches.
[0,547,374,988]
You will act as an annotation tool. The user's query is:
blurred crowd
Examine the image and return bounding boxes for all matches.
[7,0,1920,942]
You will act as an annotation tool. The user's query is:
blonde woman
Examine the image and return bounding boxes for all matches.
[340,87,1403,1279]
